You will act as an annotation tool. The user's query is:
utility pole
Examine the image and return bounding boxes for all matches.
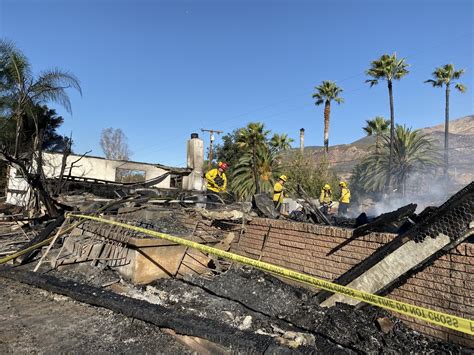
[201,128,223,169]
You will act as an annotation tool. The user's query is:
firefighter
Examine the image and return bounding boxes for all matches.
[273,175,288,210]
[319,184,333,216]
[205,162,228,193]
[338,181,351,216]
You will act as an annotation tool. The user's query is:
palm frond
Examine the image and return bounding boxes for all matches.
[455,83,467,93]
[0,39,32,88]
[365,78,378,87]
[424,79,443,87]
[30,69,82,113]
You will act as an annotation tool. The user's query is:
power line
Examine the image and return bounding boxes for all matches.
[129,33,473,159]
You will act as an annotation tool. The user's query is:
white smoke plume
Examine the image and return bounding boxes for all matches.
[358,172,470,217]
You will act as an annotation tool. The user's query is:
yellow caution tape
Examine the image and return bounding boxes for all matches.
[0,217,80,265]
[69,213,474,336]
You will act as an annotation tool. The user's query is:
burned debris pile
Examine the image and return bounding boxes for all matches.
[0,264,462,354]
[0,180,472,352]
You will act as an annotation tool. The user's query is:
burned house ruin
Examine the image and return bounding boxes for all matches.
[0,133,472,352]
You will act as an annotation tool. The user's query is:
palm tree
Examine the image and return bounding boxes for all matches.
[232,145,278,201]
[425,64,467,179]
[269,133,293,152]
[312,81,344,154]
[366,53,409,192]
[232,123,294,200]
[353,125,441,195]
[0,40,81,217]
[363,116,390,153]
[0,39,81,157]
[236,122,270,194]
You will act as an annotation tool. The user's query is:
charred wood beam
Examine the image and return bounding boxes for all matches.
[326,204,417,257]
[351,204,417,238]
[297,185,331,225]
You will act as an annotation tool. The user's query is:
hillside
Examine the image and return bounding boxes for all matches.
[302,115,474,184]
[422,115,474,135]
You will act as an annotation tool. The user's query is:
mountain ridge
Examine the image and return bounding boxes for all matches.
[303,115,474,151]
[300,115,474,185]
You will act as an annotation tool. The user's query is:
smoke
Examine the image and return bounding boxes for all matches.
[359,171,468,217]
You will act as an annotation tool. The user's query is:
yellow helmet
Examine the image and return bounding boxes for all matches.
[279,175,288,182]
[323,184,331,190]
[339,181,347,188]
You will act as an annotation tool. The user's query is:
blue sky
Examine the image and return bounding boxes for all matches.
[1,0,472,166]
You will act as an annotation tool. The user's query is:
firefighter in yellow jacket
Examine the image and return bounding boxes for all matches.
[273,175,288,209]
[319,184,332,217]
[205,162,228,193]
[338,181,351,216]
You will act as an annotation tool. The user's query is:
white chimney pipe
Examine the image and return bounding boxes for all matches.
[183,133,205,191]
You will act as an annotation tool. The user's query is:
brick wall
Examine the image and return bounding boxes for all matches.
[231,217,473,347]
[387,243,473,347]
[232,217,395,281]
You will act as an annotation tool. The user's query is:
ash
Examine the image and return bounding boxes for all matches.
[49,263,463,354]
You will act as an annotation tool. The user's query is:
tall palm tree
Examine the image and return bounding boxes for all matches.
[366,53,409,192]
[312,81,344,154]
[0,39,81,157]
[353,125,441,195]
[425,64,467,179]
[236,122,270,194]
[363,116,390,153]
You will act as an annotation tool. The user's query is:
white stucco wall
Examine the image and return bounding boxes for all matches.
[42,153,170,187]
[6,168,31,207]
[5,152,172,206]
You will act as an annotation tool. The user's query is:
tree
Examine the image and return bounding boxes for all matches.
[0,40,81,217]
[425,64,467,179]
[214,129,241,174]
[269,133,293,152]
[0,105,69,153]
[0,105,70,198]
[0,39,81,157]
[366,53,409,192]
[351,125,441,196]
[232,144,278,201]
[236,122,270,194]
[100,128,132,160]
[283,153,340,200]
[362,116,390,153]
[312,81,344,154]
[230,122,292,201]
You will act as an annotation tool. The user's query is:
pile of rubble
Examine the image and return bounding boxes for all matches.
[0,184,472,353]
